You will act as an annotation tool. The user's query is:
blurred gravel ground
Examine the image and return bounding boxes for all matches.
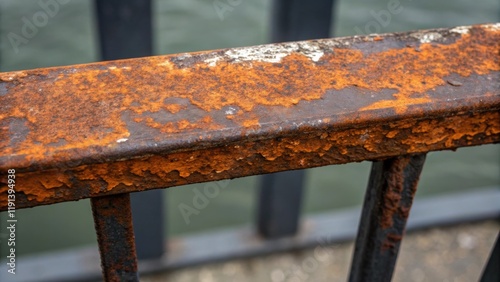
[144,221,499,282]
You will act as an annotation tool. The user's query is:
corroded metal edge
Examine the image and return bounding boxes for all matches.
[1,23,499,172]
[1,109,498,210]
[0,23,499,210]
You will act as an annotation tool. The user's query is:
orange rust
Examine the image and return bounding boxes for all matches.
[91,193,138,281]
[0,25,499,171]
[1,109,498,210]
[381,233,403,252]
[380,157,408,229]
[385,131,399,139]
[241,118,261,128]
[164,103,186,113]
[135,115,221,134]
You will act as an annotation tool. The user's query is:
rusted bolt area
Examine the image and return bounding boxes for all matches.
[0,24,499,210]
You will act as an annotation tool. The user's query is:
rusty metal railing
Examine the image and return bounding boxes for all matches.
[1,23,499,281]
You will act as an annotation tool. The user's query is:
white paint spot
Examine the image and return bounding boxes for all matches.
[308,119,324,126]
[224,42,325,63]
[411,32,442,43]
[205,56,222,67]
[225,106,237,115]
[203,39,347,66]
[158,60,173,68]
[116,138,128,143]
[484,23,500,31]
[450,26,470,35]
[109,66,131,70]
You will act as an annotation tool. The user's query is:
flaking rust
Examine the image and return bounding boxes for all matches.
[379,157,408,230]
[91,194,138,281]
[0,24,499,210]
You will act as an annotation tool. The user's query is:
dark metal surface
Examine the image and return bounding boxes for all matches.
[130,190,164,259]
[91,193,139,282]
[257,170,305,238]
[95,0,164,261]
[348,154,426,282]
[271,0,336,42]
[94,0,152,60]
[1,24,499,210]
[480,231,500,282]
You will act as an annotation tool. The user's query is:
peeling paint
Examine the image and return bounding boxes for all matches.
[204,40,335,66]
[411,32,442,43]
[450,26,470,34]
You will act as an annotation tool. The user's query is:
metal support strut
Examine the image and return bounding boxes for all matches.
[349,154,426,282]
[91,193,139,282]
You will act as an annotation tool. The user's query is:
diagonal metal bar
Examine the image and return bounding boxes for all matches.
[348,154,426,282]
[480,231,500,282]
[91,193,139,282]
[0,24,499,211]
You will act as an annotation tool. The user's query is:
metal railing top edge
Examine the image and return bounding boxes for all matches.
[1,23,499,210]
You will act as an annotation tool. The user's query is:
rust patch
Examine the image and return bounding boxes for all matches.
[1,109,498,210]
[379,157,408,229]
[378,154,422,230]
[91,194,138,281]
[381,233,403,252]
[0,24,499,209]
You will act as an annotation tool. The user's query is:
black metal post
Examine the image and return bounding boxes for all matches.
[94,0,153,60]
[91,193,139,282]
[480,231,500,282]
[95,0,164,260]
[256,0,336,239]
[257,170,306,238]
[349,154,426,282]
[270,0,336,43]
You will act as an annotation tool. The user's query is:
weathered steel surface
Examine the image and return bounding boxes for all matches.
[349,154,426,282]
[0,24,499,210]
[91,193,139,282]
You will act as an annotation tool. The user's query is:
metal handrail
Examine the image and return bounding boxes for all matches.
[1,23,499,281]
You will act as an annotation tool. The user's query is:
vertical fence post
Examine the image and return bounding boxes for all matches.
[257,0,336,239]
[349,154,426,282]
[257,171,306,238]
[91,193,139,282]
[270,0,336,42]
[95,0,164,260]
[94,0,153,60]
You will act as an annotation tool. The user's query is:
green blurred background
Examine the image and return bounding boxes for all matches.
[0,0,499,257]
